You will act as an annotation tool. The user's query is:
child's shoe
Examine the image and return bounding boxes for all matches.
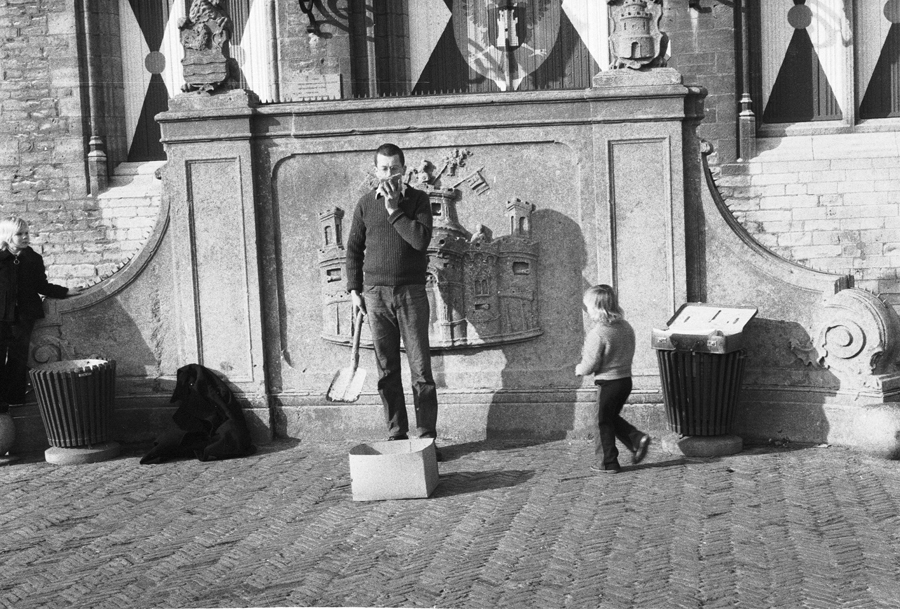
[633,434,651,464]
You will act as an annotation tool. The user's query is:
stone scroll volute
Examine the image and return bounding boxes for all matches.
[812,288,900,391]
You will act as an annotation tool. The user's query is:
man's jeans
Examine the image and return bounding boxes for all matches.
[363,284,438,439]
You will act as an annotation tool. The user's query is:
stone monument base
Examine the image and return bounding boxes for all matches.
[661,432,743,457]
[45,442,121,465]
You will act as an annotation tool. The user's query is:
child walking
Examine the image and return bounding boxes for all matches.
[575,284,650,473]
[0,217,74,408]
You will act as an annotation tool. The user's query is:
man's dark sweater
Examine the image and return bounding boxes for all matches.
[346,185,433,292]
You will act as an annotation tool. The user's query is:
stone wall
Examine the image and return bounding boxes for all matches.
[0,0,746,289]
[4,0,899,317]
[663,2,740,166]
[277,1,745,163]
[715,132,900,311]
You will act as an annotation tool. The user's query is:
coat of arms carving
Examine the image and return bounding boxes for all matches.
[179,0,233,93]
[455,0,558,91]
[319,150,541,350]
[607,0,667,70]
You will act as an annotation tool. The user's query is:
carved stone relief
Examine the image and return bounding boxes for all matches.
[810,288,900,392]
[318,149,541,350]
[179,0,233,93]
[607,0,667,70]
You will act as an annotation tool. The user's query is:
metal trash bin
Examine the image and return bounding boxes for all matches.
[652,304,757,436]
[29,359,116,448]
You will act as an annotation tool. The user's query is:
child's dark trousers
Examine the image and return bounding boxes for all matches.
[594,376,643,469]
[0,319,35,405]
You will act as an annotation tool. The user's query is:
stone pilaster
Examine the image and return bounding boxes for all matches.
[156,90,270,442]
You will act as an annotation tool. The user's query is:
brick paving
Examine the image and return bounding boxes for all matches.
[2,438,900,608]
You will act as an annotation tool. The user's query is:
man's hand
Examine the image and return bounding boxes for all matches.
[377,176,401,214]
[350,290,366,316]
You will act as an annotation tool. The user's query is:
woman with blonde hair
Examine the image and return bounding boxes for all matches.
[575,284,650,473]
[0,217,74,408]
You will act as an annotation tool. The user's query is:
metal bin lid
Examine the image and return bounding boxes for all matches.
[662,303,758,336]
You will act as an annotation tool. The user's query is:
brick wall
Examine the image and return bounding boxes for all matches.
[716,132,900,309]
[664,1,740,166]
[663,3,900,312]
[0,0,142,288]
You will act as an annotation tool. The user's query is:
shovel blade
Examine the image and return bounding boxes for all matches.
[326,367,367,402]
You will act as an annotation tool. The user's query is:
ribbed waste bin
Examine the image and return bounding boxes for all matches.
[652,304,757,437]
[29,359,119,464]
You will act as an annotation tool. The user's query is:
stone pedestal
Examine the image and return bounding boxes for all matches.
[45,442,121,466]
[157,89,270,443]
[661,432,743,457]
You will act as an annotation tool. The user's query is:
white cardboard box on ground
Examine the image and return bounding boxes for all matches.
[348,438,439,501]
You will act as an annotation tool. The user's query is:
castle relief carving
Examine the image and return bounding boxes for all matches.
[319,149,541,350]
[607,0,667,70]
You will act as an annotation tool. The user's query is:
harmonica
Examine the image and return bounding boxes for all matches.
[379,173,403,188]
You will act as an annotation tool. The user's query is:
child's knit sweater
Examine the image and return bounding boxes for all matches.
[575,318,636,381]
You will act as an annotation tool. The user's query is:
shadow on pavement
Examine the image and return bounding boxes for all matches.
[439,438,562,462]
[254,437,303,455]
[557,458,690,482]
[433,469,536,497]
[739,442,827,455]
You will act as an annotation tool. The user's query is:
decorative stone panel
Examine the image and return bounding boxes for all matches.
[318,153,541,350]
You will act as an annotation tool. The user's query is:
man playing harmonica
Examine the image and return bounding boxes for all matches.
[345,143,440,453]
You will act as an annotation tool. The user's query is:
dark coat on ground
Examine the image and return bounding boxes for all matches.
[140,364,256,464]
[0,247,68,322]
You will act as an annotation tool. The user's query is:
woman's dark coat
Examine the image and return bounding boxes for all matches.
[0,247,68,321]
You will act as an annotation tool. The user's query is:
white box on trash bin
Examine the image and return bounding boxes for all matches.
[348,438,439,501]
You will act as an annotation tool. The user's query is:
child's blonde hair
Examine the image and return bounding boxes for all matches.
[0,217,27,252]
[583,284,624,324]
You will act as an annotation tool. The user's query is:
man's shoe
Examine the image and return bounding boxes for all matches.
[633,434,651,464]
[590,463,621,474]
[387,434,409,441]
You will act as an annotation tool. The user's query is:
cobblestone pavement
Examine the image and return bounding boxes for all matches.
[2,438,900,608]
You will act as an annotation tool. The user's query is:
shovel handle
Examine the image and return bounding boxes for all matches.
[350,308,364,368]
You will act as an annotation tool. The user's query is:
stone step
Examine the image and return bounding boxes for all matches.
[99,161,165,199]
[113,160,166,176]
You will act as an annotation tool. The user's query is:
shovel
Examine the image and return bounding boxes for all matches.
[326,309,367,402]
